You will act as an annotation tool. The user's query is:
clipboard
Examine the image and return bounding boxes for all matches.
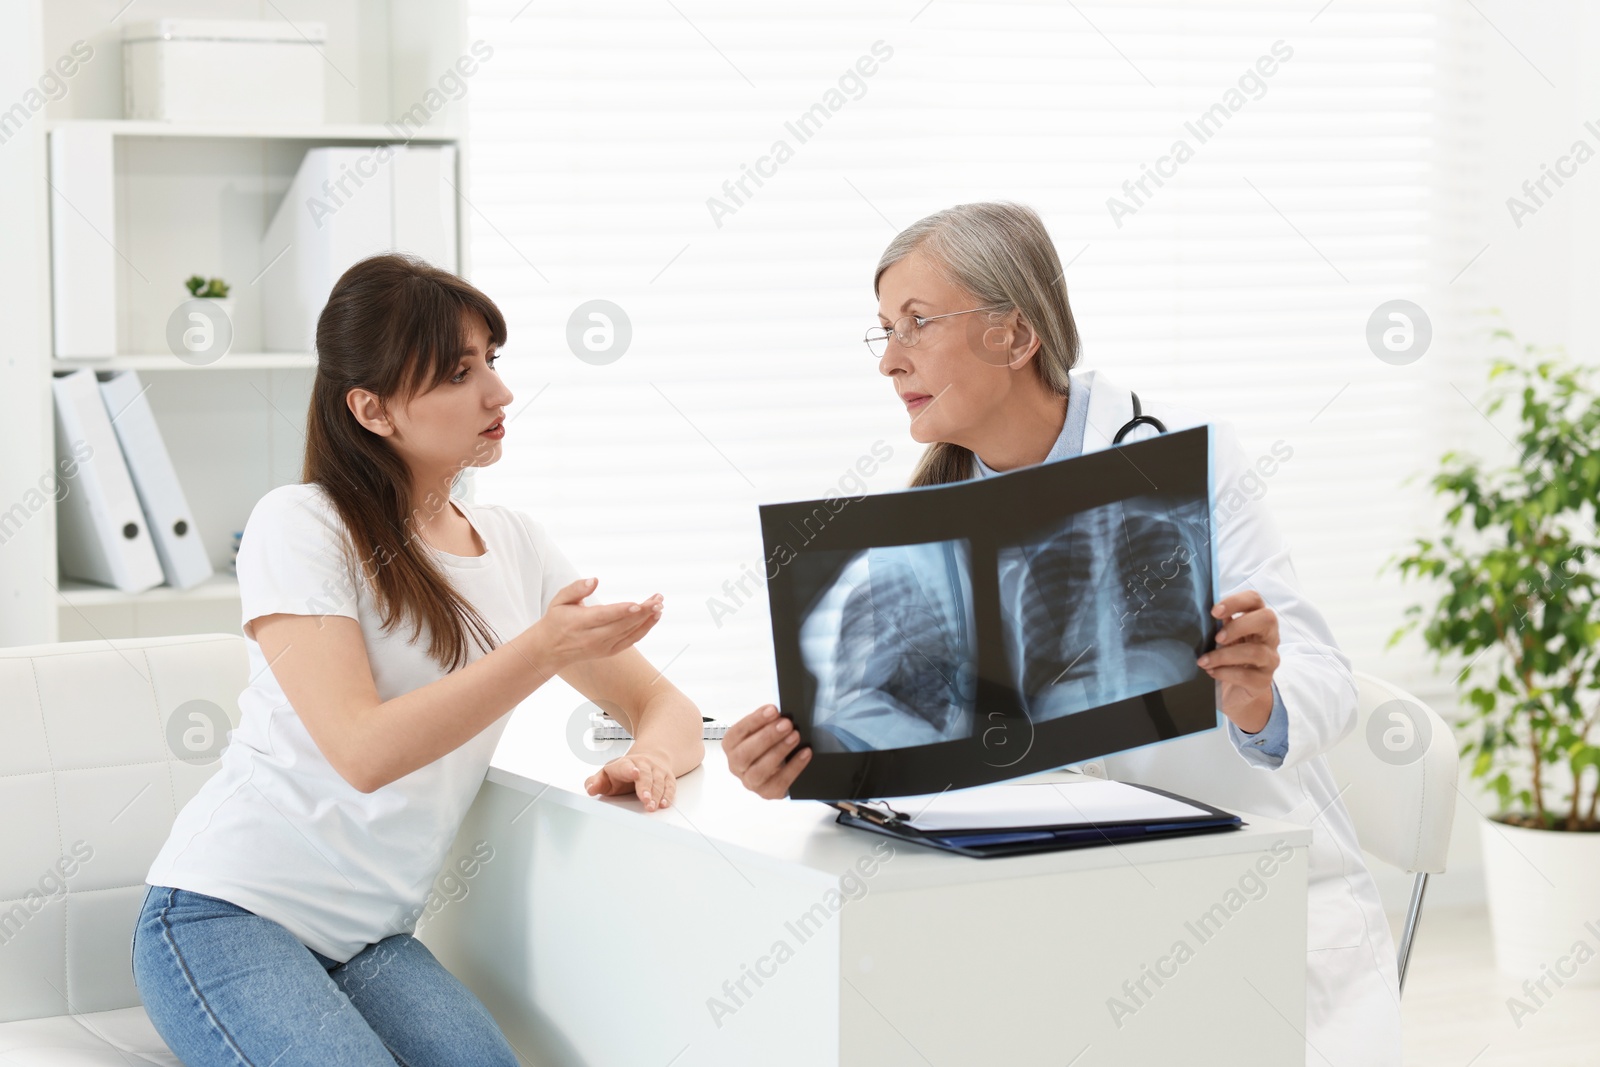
[826,781,1242,859]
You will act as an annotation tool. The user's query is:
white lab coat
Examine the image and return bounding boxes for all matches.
[1070,368,1403,1066]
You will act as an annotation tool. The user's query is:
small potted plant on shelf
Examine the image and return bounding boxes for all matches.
[185,274,232,323]
[1387,319,1600,983]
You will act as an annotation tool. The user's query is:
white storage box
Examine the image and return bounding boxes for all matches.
[122,19,327,124]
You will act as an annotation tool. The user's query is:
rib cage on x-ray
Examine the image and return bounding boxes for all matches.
[800,541,977,753]
[1005,498,1209,726]
[799,497,1210,753]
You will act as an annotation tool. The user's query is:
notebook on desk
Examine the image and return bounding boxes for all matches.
[828,777,1241,858]
[589,708,730,741]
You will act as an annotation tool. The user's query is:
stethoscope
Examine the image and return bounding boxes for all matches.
[1113,390,1168,444]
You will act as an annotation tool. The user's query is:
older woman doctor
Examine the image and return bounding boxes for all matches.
[721,201,1402,1066]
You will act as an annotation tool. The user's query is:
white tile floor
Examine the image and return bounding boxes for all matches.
[1397,904,1600,1066]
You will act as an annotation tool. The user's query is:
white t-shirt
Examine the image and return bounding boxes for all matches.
[145,482,579,962]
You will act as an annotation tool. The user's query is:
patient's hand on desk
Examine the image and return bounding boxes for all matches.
[585,750,675,811]
[724,704,811,799]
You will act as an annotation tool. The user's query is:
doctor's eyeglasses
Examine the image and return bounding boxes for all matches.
[864,305,1006,358]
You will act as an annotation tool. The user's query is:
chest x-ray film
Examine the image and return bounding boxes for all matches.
[761,424,1221,800]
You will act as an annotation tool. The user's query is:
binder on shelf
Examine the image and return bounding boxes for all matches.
[97,370,214,591]
[392,146,459,269]
[48,125,118,359]
[261,144,459,353]
[51,369,164,593]
[827,778,1242,859]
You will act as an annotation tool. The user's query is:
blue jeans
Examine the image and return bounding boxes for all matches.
[132,885,520,1067]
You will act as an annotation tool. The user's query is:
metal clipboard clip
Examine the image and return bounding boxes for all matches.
[827,799,910,830]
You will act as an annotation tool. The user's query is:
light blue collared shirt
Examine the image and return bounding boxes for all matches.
[973,377,1291,766]
[1228,687,1289,765]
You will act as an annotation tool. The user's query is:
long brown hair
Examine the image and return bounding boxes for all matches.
[302,253,508,672]
[873,202,1082,487]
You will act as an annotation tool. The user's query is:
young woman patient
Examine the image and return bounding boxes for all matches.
[721,202,1401,1066]
[134,253,704,1066]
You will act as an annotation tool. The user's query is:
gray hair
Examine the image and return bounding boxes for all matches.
[874,201,1081,486]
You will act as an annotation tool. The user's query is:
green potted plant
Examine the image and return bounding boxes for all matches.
[1387,321,1600,982]
[185,275,230,299]
[185,274,233,327]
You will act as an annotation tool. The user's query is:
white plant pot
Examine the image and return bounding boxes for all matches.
[172,296,234,364]
[203,297,234,331]
[1480,816,1600,985]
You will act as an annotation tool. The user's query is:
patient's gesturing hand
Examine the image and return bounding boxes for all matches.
[523,577,663,674]
[724,704,811,799]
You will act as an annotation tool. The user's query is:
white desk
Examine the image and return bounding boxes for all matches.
[417,728,1310,1067]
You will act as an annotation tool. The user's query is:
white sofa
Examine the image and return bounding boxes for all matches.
[0,634,248,1065]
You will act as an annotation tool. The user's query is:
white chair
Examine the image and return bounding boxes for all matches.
[0,633,247,1065]
[1325,671,1460,994]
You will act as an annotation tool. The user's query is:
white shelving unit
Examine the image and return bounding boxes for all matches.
[44,120,462,142]
[53,354,318,371]
[0,0,474,646]
[57,573,244,607]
